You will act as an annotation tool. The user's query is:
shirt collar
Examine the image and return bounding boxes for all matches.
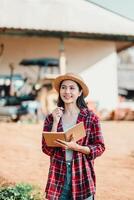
[79,107,89,117]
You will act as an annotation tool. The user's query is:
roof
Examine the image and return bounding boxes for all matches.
[19,58,59,67]
[0,0,134,39]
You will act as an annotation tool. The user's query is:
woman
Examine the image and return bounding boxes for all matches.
[42,73,105,200]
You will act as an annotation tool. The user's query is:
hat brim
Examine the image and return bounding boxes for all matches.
[54,74,89,97]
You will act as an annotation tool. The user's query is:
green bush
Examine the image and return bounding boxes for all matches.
[0,183,42,200]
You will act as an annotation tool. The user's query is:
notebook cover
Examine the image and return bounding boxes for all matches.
[43,121,86,147]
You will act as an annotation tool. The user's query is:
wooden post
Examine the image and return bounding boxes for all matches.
[59,38,66,74]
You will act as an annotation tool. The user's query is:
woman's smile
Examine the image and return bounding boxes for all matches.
[63,95,73,99]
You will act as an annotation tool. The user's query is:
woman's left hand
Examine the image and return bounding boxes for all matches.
[55,138,80,151]
[55,138,90,155]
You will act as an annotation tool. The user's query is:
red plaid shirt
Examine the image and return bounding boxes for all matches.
[42,108,105,200]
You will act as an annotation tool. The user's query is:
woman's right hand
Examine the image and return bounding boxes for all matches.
[52,107,64,124]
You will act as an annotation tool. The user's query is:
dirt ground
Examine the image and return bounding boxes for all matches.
[0,121,134,200]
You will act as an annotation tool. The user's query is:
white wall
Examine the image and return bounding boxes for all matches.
[64,39,118,111]
[81,52,118,111]
[0,36,118,110]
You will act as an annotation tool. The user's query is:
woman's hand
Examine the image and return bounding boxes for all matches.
[52,107,64,123]
[55,138,80,151]
[55,138,90,155]
[51,107,64,132]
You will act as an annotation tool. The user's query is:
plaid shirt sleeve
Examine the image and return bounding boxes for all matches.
[86,113,105,160]
[42,115,55,157]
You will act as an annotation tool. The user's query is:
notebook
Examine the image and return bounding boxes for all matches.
[43,121,86,147]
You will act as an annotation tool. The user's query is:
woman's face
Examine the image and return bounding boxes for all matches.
[60,80,82,105]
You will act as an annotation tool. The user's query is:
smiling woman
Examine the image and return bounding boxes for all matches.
[59,80,82,106]
[42,72,105,200]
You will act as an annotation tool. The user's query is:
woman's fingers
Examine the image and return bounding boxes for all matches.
[56,139,66,145]
[70,135,74,141]
[56,109,62,117]
[52,107,64,122]
[54,140,68,149]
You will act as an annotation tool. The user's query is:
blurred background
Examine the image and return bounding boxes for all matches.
[0,0,134,123]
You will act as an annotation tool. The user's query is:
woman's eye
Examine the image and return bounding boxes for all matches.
[61,86,75,90]
[70,87,75,90]
[61,86,65,89]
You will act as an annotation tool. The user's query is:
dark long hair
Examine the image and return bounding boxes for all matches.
[57,81,88,109]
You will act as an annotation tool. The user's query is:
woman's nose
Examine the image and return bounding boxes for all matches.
[65,87,70,93]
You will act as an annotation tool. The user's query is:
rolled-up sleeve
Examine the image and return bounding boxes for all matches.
[42,115,55,157]
[87,116,105,160]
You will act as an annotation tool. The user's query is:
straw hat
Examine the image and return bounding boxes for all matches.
[54,73,89,97]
